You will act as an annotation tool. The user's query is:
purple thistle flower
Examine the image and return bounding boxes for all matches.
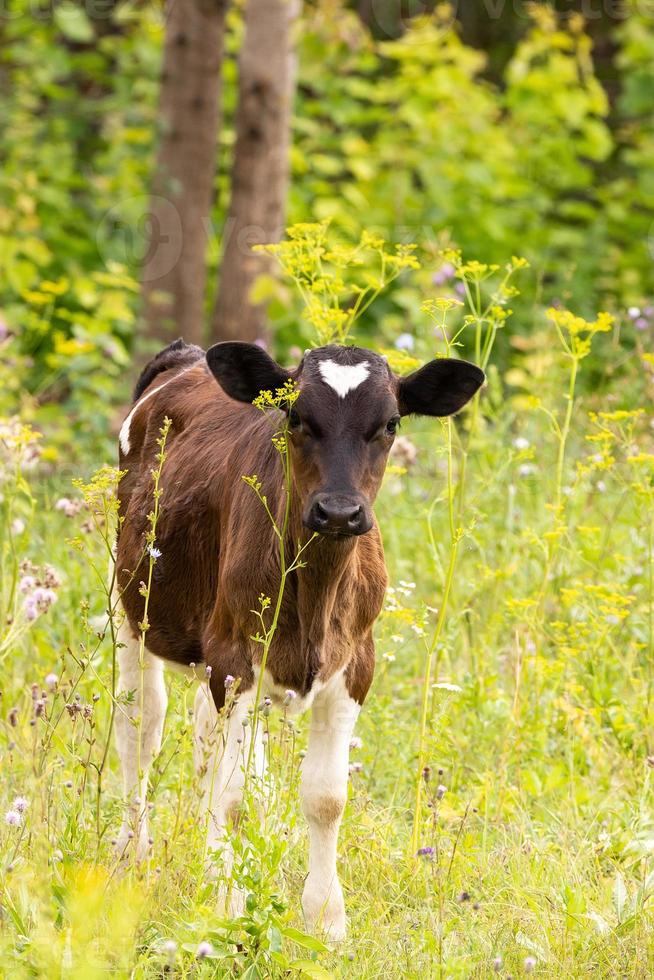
[19,575,35,593]
[224,674,235,689]
[23,596,38,621]
[12,796,28,813]
[196,940,213,958]
[417,846,435,857]
[5,810,21,826]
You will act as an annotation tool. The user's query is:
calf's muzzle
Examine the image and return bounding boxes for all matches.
[304,493,372,537]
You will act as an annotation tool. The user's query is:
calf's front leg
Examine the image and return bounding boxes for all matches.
[300,673,360,941]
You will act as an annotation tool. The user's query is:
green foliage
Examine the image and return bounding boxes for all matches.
[0,0,161,452]
[289,4,652,342]
[1,3,654,436]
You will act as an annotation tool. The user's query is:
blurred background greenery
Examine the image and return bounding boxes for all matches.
[0,0,653,452]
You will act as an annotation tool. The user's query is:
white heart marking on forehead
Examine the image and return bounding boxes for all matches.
[317,359,370,398]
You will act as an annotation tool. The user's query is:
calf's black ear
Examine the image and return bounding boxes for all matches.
[206,342,293,403]
[397,358,485,417]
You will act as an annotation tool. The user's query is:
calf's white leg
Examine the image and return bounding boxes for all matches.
[193,682,264,915]
[301,673,359,940]
[114,618,167,860]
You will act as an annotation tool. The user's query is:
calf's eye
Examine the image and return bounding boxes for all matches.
[386,416,400,436]
[288,408,301,429]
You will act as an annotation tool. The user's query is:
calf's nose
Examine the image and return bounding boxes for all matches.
[308,495,368,536]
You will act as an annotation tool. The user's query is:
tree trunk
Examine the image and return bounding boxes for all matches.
[141,0,228,346]
[211,0,298,344]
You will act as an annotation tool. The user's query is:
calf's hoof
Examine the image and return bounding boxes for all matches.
[302,876,347,941]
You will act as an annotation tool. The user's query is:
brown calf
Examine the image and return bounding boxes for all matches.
[114,339,483,938]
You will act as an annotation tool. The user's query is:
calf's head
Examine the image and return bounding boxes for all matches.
[207,343,484,538]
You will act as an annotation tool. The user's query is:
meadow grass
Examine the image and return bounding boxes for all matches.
[2,257,654,977]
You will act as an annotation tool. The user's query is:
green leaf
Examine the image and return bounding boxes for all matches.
[289,960,334,979]
[54,4,94,42]
[267,923,282,953]
[282,927,329,953]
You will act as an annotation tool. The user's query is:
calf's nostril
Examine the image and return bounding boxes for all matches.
[314,502,329,524]
[347,506,363,528]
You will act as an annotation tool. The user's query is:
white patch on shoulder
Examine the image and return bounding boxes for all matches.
[119,374,176,455]
[318,359,370,399]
